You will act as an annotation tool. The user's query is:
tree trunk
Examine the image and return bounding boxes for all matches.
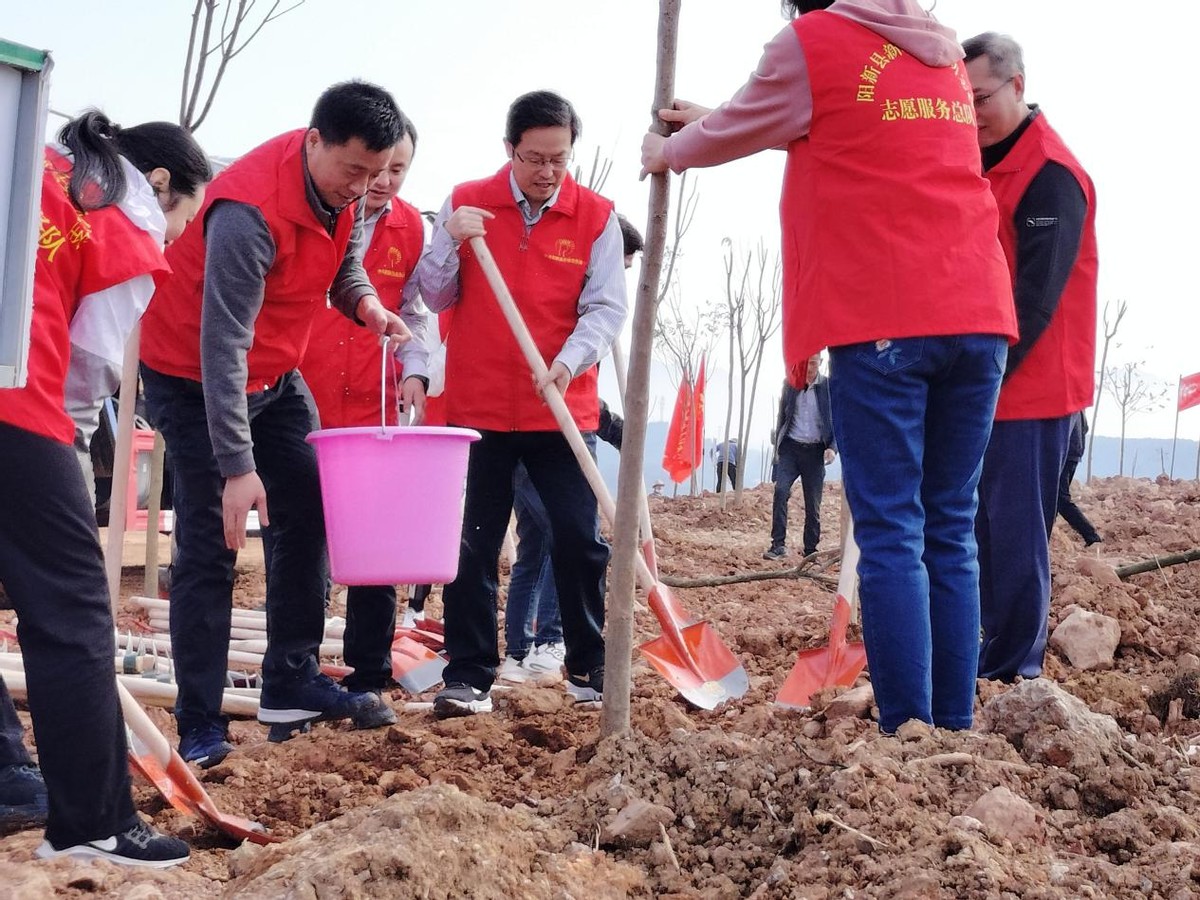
[601,0,681,738]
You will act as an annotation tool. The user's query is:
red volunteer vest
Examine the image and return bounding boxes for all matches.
[141,130,357,391]
[0,149,166,443]
[445,166,612,432]
[301,198,424,427]
[988,114,1097,420]
[781,12,1016,385]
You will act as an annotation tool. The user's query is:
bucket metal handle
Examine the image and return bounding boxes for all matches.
[379,336,411,433]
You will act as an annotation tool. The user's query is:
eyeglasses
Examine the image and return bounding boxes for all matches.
[973,77,1014,109]
[513,149,573,171]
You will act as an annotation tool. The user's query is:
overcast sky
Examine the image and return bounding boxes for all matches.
[7,1,1196,443]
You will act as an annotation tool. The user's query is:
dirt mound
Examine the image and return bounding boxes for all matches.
[224,783,644,899]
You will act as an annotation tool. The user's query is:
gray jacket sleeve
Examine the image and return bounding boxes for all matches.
[328,202,376,319]
[200,200,276,478]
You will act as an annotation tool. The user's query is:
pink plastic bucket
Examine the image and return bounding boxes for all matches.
[307,426,480,585]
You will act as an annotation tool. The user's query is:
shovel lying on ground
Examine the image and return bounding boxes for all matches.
[391,634,446,694]
[775,517,868,709]
[469,236,747,710]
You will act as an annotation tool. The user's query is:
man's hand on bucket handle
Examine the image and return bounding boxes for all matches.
[356,294,412,347]
[224,472,269,551]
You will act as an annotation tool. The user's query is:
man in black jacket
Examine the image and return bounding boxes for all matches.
[765,354,835,560]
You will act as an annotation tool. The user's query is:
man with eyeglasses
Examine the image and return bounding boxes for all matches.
[415,90,627,718]
[964,33,1098,683]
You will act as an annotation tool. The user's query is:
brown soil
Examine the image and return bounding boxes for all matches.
[5,477,1200,898]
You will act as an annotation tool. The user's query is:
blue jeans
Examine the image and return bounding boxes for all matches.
[142,366,329,736]
[770,440,826,553]
[504,462,563,659]
[829,334,1006,732]
[977,417,1073,681]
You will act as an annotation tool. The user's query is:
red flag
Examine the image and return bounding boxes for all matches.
[691,355,707,471]
[1181,372,1200,412]
[662,376,694,483]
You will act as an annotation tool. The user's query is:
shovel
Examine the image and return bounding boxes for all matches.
[469,236,747,710]
[115,679,280,844]
[390,634,446,694]
[775,516,867,709]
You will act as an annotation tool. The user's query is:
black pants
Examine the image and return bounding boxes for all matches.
[0,423,138,846]
[1057,455,1100,544]
[770,440,826,554]
[715,462,738,492]
[442,430,608,691]
[142,366,328,736]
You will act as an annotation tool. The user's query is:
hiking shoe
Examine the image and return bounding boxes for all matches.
[762,545,787,560]
[258,673,394,739]
[0,764,48,832]
[178,725,234,770]
[525,641,566,676]
[497,656,530,684]
[433,683,493,719]
[566,666,603,709]
[36,818,189,868]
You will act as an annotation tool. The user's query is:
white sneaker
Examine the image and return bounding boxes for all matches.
[400,607,418,629]
[525,641,566,675]
[497,656,530,684]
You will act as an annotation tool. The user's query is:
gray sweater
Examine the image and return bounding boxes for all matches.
[201,157,375,477]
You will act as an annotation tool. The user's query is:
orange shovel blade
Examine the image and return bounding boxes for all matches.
[639,621,749,710]
[163,752,281,845]
[390,635,446,694]
[775,594,867,709]
[127,748,194,816]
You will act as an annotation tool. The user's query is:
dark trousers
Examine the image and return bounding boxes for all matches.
[977,416,1073,681]
[341,584,397,691]
[261,525,395,691]
[442,430,608,691]
[142,366,328,735]
[1057,456,1100,544]
[505,462,564,659]
[715,462,738,492]
[770,440,825,554]
[0,423,137,846]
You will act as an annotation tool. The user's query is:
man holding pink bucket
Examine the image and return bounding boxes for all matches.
[299,114,432,694]
[416,91,628,717]
[140,82,412,762]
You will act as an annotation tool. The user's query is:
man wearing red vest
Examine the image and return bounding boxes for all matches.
[964,33,1098,682]
[415,90,627,718]
[140,82,412,765]
[299,117,431,693]
[642,0,1016,733]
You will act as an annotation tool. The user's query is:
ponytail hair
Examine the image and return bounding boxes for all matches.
[58,110,212,212]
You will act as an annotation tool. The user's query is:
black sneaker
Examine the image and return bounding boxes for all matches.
[566,666,603,708]
[258,673,395,742]
[35,819,189,868]
[0,764,48,832]
[433,682,493,719]
[762,545,787,560]
[178,725,234,770]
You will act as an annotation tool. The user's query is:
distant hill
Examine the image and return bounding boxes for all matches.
[595,425,1199,495]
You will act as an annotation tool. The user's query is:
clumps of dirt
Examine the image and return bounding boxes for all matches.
[224,783,644,899]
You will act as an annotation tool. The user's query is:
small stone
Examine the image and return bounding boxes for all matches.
[601,798,676,846]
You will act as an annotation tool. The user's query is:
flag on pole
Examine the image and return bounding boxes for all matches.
[691,354,707,472]
[662,360,706,484]
[1180,372,1200,411]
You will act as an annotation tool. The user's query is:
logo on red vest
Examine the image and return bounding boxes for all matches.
[377,245,407,279]
[546,238,586,266]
